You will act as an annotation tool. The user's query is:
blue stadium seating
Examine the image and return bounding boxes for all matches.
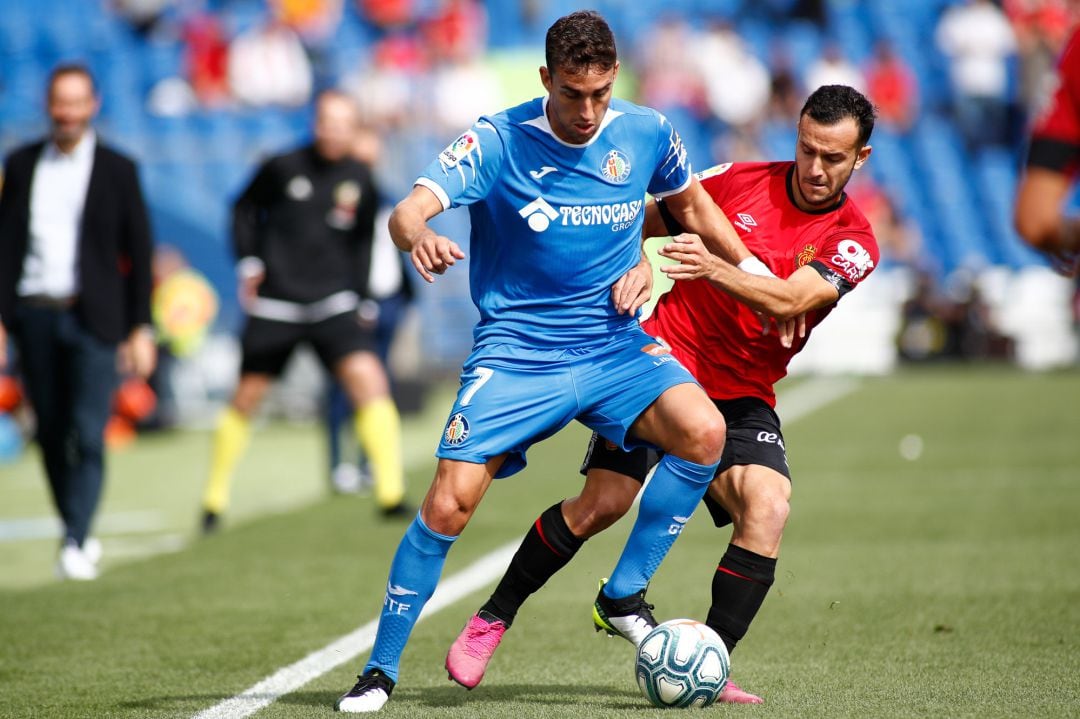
[0,0,1051,344]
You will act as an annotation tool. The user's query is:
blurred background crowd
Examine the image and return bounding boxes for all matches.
[1,0,1078,452]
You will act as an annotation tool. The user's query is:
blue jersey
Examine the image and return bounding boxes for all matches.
[416,97,692,349]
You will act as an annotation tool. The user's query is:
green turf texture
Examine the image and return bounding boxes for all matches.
[1,366,1078,718]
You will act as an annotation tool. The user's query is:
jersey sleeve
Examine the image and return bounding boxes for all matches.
[647,112,693,199]
[415,119,505,210]
[808,231,879,299]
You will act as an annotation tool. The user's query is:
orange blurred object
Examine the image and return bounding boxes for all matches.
[0,375,22,413]
[104,415,137,449]
[114,378,157,423]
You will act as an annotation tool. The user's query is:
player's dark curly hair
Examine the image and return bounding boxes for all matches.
[800,85,877,147]
[545,10,617,76]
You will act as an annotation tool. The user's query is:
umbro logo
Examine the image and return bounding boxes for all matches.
[734,212,757,232]
[529,166,558,180]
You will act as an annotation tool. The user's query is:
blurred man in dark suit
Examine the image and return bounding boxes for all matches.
[0,63,156,580]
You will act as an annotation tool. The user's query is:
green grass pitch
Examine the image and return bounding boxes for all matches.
[1,365,1078,718]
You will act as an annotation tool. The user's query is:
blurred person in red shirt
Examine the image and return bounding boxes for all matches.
[865,40,918,133]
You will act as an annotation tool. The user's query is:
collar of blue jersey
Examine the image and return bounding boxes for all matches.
[522,96,624,149]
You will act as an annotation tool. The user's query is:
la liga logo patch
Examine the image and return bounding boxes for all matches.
[444,413,470,445]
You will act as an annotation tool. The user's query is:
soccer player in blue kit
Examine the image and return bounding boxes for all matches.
[336,11,760,712]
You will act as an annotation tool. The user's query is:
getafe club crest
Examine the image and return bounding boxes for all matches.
[601,149,631,183]
[444,413,470,445]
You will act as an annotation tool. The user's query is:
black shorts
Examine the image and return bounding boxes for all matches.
[579,396,791,528]
[239,311,377,377]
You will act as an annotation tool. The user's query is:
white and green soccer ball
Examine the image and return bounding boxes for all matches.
[635,619,730,708]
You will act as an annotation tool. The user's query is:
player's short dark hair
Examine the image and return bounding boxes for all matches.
[545,10,617,76]
[800,85,876,147]
[48,62,98,96]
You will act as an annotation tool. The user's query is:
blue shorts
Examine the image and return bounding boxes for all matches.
[435,327,698,478]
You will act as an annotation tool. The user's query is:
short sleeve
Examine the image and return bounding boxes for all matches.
[647,112,692,199]
[415,119,505,210]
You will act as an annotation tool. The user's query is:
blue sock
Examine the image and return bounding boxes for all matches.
[604,454,717,599]
[365,513,457,683]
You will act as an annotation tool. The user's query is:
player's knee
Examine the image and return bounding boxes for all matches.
[680,412,726,465]
[744,486,790,536]
[422,494,475,536]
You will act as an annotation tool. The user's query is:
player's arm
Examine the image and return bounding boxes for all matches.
[387,184,465,283]
[658,233,839,319]
[231,162,274,306]
[658,177,752,265]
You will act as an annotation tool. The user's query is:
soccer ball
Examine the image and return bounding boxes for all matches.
[635,619,730,708]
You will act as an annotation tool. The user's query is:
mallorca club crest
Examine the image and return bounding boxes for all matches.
[796,244,817,269]
[600,149,631,183]
[444,413,470,446]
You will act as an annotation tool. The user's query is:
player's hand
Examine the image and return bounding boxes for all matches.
[238,270,265,311]
[411,230,465,283]
[118,326,157,379]
[773,313,807,349]
[0,322,7,371]
[657,233,716,281]
[612,258,653,315]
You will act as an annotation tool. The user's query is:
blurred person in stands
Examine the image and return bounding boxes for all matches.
[183,11,231,108]
[865,40,918,133]
[1015,21,1080,276]
[694,20,772,132]
[806,42,866,94]
[445,85,880,705]
[936,0,1018,148]
[199,91,408,532]
[227,14,313,108]
[635,15,707,119]
[0,64,156,580]
[421,0,502,134]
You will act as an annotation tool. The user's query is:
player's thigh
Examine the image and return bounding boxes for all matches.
[436,348,578,478]
[630,383,725,462]
[575,330,709,454]
[239,317,302,377]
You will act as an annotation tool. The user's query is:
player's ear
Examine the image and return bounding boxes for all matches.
[854,144,872,170]
[540,66,553,94]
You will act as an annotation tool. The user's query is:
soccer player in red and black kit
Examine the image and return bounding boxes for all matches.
[443,85,880,704]
[1015,25,1080,277]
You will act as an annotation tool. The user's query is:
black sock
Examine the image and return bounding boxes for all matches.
[480,502,585,626]
[705,543,777,654]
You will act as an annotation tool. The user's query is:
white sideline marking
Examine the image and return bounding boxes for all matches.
[192,378,862,719]
[0,510,165,543]
[191,539,522,719]
[775,376,860,424]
